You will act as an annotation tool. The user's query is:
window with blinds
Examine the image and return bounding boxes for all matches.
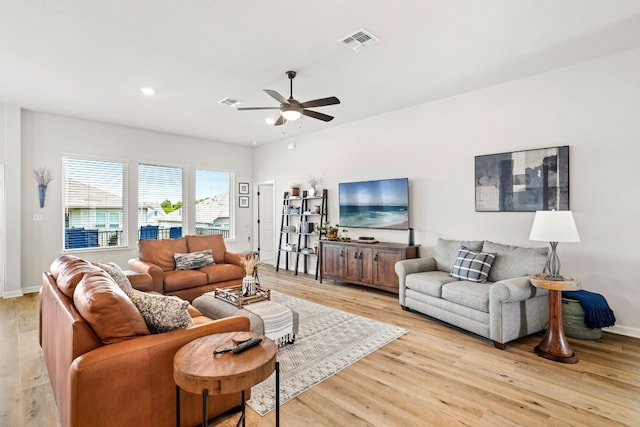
[63,157,127,250]
[138,163,184,241]
[195,169,233,239]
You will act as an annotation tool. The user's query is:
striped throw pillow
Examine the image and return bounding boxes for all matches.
[450,246,496,283]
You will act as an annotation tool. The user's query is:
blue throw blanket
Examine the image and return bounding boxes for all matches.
[563,290,616,329]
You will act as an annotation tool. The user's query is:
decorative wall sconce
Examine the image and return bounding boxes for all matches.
[33,167,53,208]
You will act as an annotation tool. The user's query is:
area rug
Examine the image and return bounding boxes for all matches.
[246,290,407,415]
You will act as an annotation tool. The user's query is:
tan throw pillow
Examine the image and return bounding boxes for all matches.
[94,261,194,334]
[73,271,150,344]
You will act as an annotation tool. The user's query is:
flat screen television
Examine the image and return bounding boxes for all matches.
[339,178,409,230]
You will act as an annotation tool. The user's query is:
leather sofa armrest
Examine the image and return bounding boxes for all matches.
[224,251,243,266]
[490,276,549,304]
[67,316,250,427]
[125,271,153,292]
[128,258,164,293]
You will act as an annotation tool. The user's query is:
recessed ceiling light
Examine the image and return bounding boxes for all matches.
[265,117,275,125]
[140,87,155,96]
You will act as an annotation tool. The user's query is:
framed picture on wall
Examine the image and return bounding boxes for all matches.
[475,145,569,212]
[239,195,249,208]
[239,182,249,194]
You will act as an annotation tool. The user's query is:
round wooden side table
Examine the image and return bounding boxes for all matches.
[529,273,581,364]
[174,332,279,427]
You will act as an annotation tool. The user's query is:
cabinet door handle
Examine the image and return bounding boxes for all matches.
[340,250,344,257]
[374,253,378,261]
[354,251,359,259]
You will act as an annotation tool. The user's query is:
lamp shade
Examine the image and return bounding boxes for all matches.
[529,210,581,243]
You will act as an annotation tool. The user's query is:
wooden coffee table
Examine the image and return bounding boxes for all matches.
[173,332,279,427]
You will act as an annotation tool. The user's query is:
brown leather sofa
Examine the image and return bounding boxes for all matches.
[40,255,250,427]
[128,234,246,302]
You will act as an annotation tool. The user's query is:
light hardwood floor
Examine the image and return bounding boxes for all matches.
[2,266,639,426]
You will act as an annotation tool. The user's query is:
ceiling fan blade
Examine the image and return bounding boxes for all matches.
[237,107,280,111]
[274,116,286,126]
[264,89,288,104]
[300,96,340,109]
[302,109,334,122]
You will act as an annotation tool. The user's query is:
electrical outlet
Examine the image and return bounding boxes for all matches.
[33,214,44,221]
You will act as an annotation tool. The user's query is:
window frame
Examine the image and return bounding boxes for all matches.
[62,154,128,252]
[137,162,186,241]
[194,167,235,241]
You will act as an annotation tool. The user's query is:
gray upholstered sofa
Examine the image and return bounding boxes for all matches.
[396,238,549,349]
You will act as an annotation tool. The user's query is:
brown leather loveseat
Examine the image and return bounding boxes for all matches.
[129,234,245,302]
[40,255,250,427]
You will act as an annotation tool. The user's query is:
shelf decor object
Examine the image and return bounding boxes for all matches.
[529,210,581,281]
[32,166,53,208]
[475,145,569,212]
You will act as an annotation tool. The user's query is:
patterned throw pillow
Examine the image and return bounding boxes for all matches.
[174,249,214,270]
[126,289,194,334]
[450,246,496,283]
[94,261,194,333]
[93,262,133,293]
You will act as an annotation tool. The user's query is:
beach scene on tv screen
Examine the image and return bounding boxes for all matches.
[339,178,409,230]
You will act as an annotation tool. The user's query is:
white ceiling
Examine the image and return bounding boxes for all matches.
[2,1,640,146]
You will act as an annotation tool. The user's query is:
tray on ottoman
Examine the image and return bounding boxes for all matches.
[214,285,270,308]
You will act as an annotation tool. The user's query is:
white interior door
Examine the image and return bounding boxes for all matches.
[256,182,275,264]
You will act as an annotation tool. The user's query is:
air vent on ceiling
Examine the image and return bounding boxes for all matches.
[338,28,380,52]
[218,97,240,108]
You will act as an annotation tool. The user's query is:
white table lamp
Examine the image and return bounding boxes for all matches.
[529,210,580,281]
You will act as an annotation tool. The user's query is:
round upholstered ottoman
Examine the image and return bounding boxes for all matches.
[192,291,299,345]
[562,298,603,340]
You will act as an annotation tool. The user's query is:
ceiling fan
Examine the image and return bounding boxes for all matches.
[238,71,340,126]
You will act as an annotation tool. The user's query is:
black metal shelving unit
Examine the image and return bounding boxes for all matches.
[276,189,327,279]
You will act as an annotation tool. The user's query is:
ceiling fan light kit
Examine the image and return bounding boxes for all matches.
[238,70,340,126]
[281,104,302,121]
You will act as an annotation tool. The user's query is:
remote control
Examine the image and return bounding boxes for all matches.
[232,337,262,353]
[213,337,263,355]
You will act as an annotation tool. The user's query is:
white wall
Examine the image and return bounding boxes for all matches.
[252,48,640,336]
[16,112,253,293]
[1,105,22,297]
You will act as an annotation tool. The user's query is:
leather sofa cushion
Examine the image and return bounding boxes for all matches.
[163,270,208,292]
[405,271,457,298]
[186,235,227,265]
[50,255,102,298]
[138,237,188,271]
[481,241,548,282]
[73,270,151,344]
[199,264,245,284]
[442,281,493,313]
[434,238,483,273]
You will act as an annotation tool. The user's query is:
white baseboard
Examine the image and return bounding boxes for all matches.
[2,286,41,299]
[2,289,23,298]
[22,286,41,295]
[604,325,640,339]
